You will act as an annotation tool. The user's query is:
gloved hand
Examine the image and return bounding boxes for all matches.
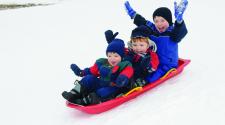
[141,55,154,73]
[124,1,136,19]
[116,75,129,87]
[70,64,83,77]
[174,0,188,23]
[105,30,119,43]
[99,66,112,78]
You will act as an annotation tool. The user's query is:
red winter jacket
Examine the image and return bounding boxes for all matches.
[124,48,159,79]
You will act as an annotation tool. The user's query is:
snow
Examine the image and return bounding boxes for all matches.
[0,0,225,125]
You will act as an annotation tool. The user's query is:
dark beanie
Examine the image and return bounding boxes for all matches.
[106,39,125,58]
[153,7,173,26]
[131,25,152,38]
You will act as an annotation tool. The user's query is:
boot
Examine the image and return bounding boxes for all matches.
[62,80,86,102]
[73,92,101,106]
[85,92,101,105]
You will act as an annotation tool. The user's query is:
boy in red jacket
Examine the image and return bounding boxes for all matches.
[125,25,159,86]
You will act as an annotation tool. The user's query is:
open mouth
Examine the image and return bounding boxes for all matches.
[158,27,165,32]
[111,61,117,66]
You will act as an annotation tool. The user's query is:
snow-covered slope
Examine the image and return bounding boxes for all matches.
[0,0,225,125]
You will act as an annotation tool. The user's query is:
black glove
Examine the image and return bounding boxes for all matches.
[141,55,153,73]
[105,30,119,43]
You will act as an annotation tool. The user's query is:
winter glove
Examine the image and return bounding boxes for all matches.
[99,66,112,86]
[99,66,112,78]
[70,64,83,77]
[124,1,136,19]
[174,0,188,23]
[141,55,154,73]
[105,30,119,43]
[115,75,129,87]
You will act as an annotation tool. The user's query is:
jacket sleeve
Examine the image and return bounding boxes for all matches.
[83,59,107,77]
[170,21,188,43]
[119,65,134,79]
[88,63,100,77]
[124,49,134,63]
[134,14,154,27]
[134,14,155,35]
[150,51,159,70]
[81,63,99,77]
[117,61,133,79]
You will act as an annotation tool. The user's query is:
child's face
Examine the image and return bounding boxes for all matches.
[154,16,169,33]
[107,52,122,66]
[131,38,149,54]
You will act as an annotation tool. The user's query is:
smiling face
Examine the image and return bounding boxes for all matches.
[131,37,150,54]
[107,52,122,66]
[153,16,169,33]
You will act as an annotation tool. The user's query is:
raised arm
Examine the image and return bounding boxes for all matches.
[124,1,154,28]
[174,0,188,24]
[170,0,188,42]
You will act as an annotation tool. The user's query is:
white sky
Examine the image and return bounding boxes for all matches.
[0,0,225,125]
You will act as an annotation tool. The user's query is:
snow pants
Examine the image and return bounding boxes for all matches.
[80,75,119,99]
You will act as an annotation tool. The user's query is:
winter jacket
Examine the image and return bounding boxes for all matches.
[82,58,133,87]
[133,14,188,82]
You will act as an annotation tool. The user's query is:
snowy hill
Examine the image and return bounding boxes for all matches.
[0,0,225,125]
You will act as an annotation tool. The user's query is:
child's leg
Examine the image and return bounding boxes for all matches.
[145,64,175,83]
[80,74,100,92]
[62,75,100,103]
[145,68,165,83]
[96,87,119,101]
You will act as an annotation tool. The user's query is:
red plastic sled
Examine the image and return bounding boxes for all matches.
[66,58,190,114]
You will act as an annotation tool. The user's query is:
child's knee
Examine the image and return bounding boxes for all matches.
[80,75,98,89]
[96,87,118,99]
[146,69,165,83]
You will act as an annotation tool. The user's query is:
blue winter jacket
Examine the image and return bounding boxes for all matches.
[133,14,188,82]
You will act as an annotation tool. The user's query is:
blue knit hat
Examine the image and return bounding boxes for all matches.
[131,25,152,38]
[106,39,125,58]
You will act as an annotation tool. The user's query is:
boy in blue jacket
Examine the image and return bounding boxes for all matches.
[124,0,188,82]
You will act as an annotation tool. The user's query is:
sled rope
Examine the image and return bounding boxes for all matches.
[123,87,143,97]
[160,68,177,80]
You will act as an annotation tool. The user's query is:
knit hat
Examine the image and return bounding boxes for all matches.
[106,38,125,58]
[131,25,152,38]
[130,25,157,52]
[153,7,173,26]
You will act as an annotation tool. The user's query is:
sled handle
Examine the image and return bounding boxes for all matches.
[160,68,177,80]
[123,87,143,97]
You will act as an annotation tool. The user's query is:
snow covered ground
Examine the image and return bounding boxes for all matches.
[1,0,225,125]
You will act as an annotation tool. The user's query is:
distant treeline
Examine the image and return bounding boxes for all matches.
[0,3,49,10]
